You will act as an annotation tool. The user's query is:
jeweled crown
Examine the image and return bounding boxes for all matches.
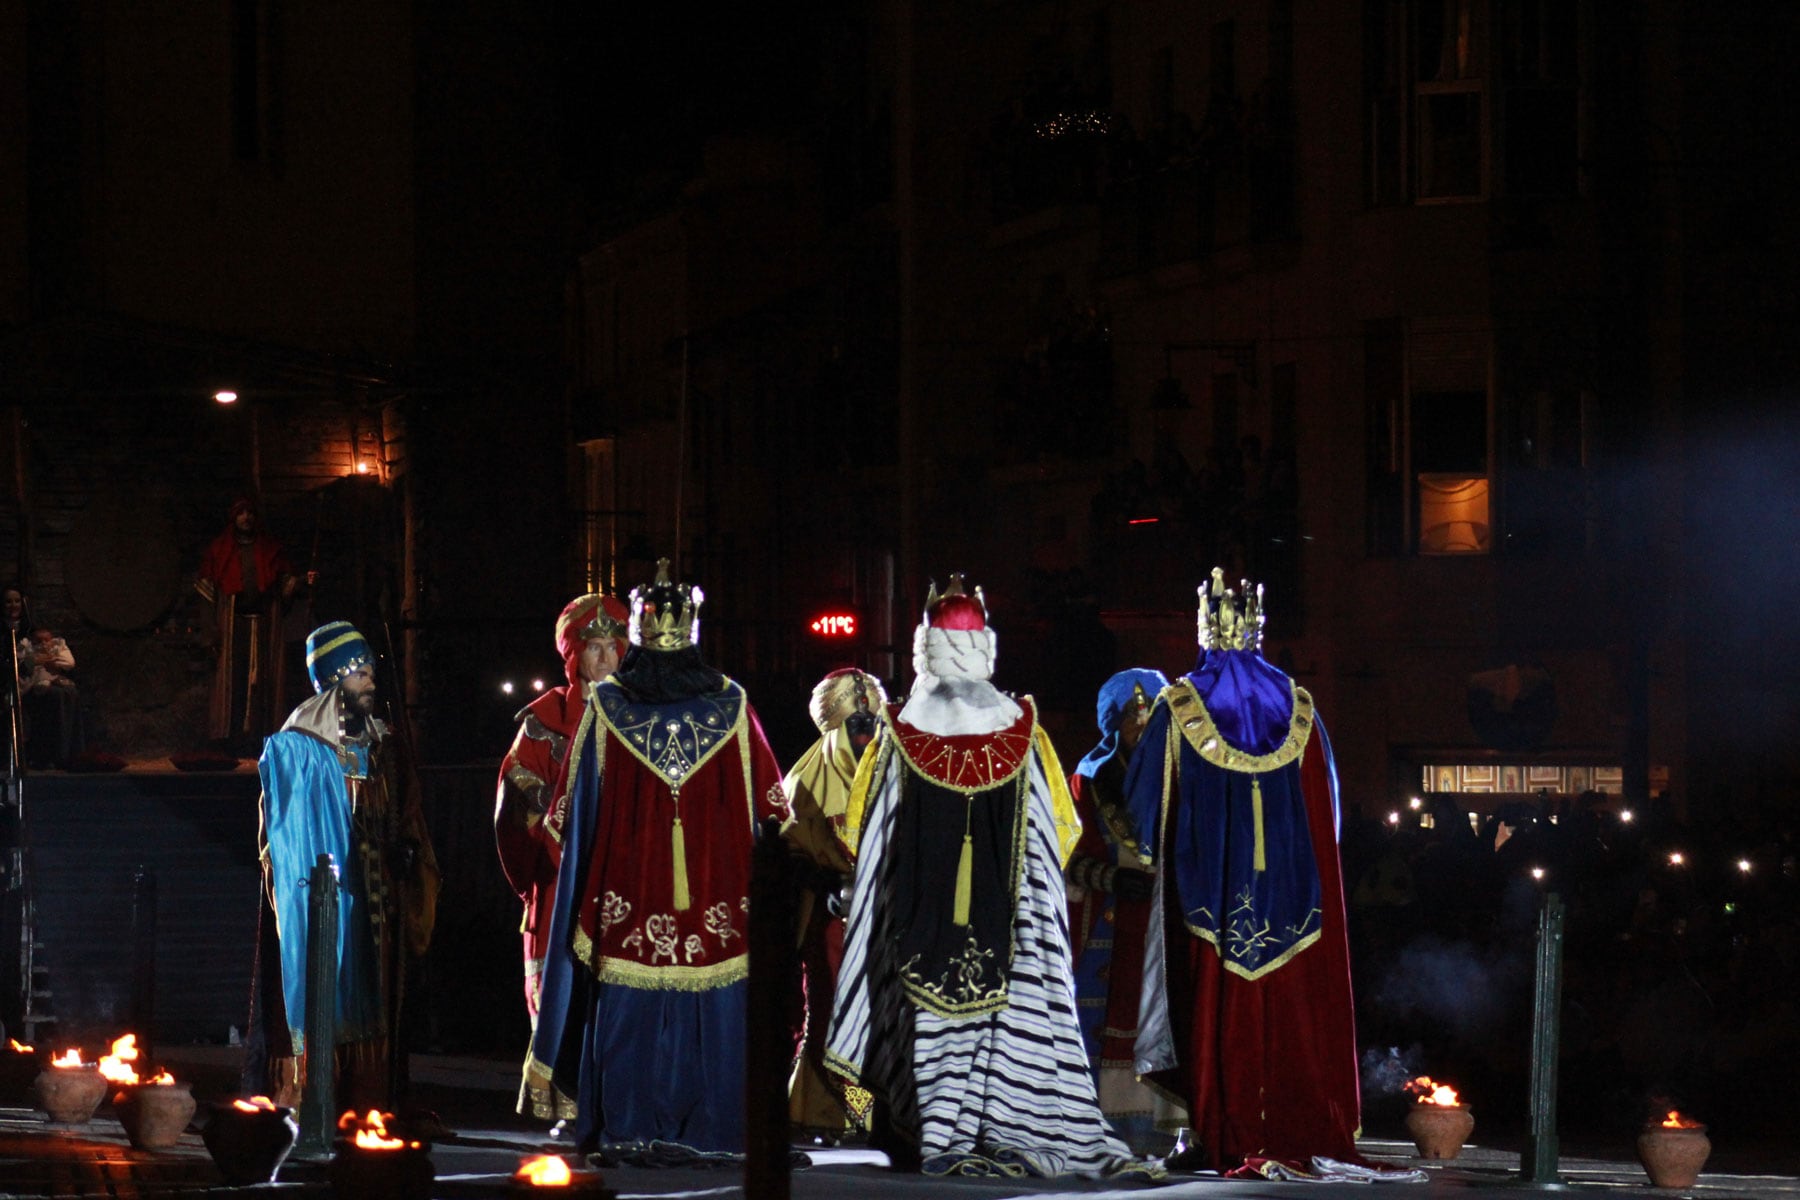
[1197,567,1265,651]
[629,558,704,650]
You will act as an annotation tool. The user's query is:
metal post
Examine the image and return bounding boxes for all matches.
[130,866,157,1065]
[744,817,795,1199]
[1521,891,1565,1184]
[298,854,339,1155]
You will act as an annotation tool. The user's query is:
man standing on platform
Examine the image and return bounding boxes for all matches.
[529,560,786,1152]
[1121,569,1361,1174]
[196,498,310,753]
[247,621,439,1113]
[824,577,1145,1179]
[495,592,629,1123]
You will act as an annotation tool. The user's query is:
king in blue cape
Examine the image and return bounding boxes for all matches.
[529,560,786,1151]
[1121,570,1361,1170]
[247,621,439,1112]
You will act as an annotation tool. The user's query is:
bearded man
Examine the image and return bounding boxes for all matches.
[245,621,439,1112]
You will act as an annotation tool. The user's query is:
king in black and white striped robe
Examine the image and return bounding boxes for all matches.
[823,696,1144,1178]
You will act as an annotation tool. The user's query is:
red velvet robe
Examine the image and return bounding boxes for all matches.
[495,686,585,1017]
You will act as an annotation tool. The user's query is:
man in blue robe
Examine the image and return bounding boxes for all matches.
[245,621,439,1112]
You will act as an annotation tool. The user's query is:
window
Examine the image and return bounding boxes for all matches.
[1365,321,1493,555]
[1372,0,1556,205]
[1414,0,1486,201]
[1498,0,1581,197]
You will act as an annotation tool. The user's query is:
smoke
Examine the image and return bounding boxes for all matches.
[1359,1045,1425,1097]
[1369,935,1524,1040]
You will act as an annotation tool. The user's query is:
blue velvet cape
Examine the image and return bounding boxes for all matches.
[260,731,382,1051]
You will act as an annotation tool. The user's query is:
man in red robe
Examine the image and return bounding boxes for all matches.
[1121,569,1362,1175]
[495,592,628,1122]
[195,498,306,750]
[528,560,787,1151]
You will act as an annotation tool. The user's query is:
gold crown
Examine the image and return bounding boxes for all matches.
[1197,567,1265,651]
[629,558,704,651]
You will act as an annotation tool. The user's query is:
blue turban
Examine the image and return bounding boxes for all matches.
[1073,667,1170,778]
[305,621,373,694]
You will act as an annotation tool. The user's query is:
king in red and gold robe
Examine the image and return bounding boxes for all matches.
[528,645,785,1151]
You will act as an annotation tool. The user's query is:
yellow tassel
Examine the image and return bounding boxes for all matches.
[1251,775,1266,873]
[957,798,972,928]
[672,815,691,911]
[953,832,973,926]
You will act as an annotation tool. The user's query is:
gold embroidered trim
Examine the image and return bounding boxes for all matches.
[823,1047,863,1086]
[1193,923,1323,980]
[595,952,749,991]
[883,697,1038,795]
[895,764,1030,1019]
[1164,678,1314,774]
[597,678,746,789]
[900,933,1007,1017]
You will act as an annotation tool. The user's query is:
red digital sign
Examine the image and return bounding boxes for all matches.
[809,613,858,637]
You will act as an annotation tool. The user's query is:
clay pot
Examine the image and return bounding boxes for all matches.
[1637,1125,1711,1189]
[113,1081,198,1150]
[329,1141,434,1200]
[33,1066,108,1124]
[1404,1103,1475,1159]
[202,1102,300,1185]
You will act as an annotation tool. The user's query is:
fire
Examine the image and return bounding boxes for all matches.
[515,1155,574,1187]
[144,1069,175,1086]
[337,1108,419,1151]
[1406,1075,1462,1106]
[233,1096,279,1113]
[1660,1110,1703,1129]
[98,1034,141,1085]
[49,1048,86,1069]
[9,1038,33,1053]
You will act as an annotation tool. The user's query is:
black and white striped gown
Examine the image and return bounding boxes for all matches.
[825,751,1140,1177]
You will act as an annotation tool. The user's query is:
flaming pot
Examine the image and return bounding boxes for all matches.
[202,1101,300,1185]
[1404,1103,1474,1160]
[1637,1124,1710,1189]
[34,1066,108,1124]
[113,1081,198,1150]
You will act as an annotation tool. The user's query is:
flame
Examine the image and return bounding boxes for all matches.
[516,1155,573,1186]
[338,1108,415,1151]
[49,1048,86,1069]
[9,1038,33,1053]
[1660,1110,1703,1129]
[144,1069,175,1086]
[98,1034,141,1085]
[233,1096,278,1113]
[1406,1075,1462,1106]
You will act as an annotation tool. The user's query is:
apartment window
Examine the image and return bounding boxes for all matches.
[1365,0,1494,204]
[1499,0,1581,197]
[1366,321,1492,555]
[1413,391,1490,553]
[1414,0,1486,201]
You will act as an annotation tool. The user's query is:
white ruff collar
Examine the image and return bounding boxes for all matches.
[897,624,1022,735]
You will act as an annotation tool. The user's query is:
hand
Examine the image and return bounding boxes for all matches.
[1114,867,1155,902]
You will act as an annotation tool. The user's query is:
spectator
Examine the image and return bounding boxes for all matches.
[19,626,77,770]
